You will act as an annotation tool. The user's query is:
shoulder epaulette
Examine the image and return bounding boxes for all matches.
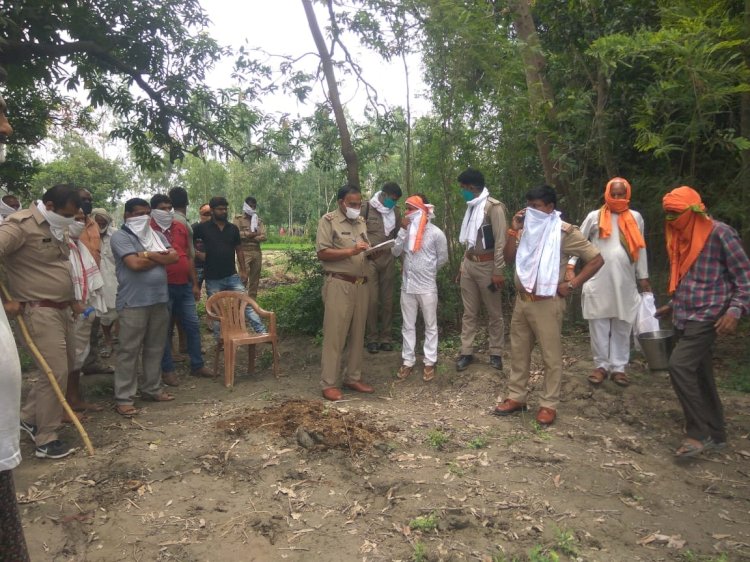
[324,212,336,221]
[561,221,573,233]
[487,197,500,205]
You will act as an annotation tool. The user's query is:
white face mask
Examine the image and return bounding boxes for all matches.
[345,206,360,221]
[125,214,151,237]
[151,208,174,230]
[37,201,75,241]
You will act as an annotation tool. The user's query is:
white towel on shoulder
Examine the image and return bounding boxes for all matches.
[458,188,489,249]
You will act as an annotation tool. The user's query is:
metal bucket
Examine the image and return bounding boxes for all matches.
[637,330,675,371]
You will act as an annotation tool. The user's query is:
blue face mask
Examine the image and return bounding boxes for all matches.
[461,189,475,202]
[383,197,397,210]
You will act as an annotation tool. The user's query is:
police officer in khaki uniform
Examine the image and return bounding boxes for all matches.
[456,168,508,371]
[361,182,402,353]
[316,185,375,401]
[493,185,603,426]
[234,196,266,299]
[0,184,81,459]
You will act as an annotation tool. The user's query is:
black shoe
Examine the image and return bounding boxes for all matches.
[20,420,37,442]
[367,342,380,354]
[456,355,474,371]
[35,440,75,459]
[379,342,393,352]
[490,355,503,370]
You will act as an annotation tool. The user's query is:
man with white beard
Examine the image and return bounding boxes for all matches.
[111,198,178,417]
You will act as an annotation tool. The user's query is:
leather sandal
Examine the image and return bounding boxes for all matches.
[588,367,607,385]
[396,365,413,380]
[674,437,715,458]
[115,404,139,418]
[423,365,435,382]
[611,372,630,387]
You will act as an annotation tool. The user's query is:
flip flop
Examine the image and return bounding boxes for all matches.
[115,404,139,418]
[611,372,630,387]
[674,437,715,458]
[396,365,413,380]
[423,365,435,382]
[588,367,607,385]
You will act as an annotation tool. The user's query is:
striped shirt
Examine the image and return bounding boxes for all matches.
[672,221,750,329]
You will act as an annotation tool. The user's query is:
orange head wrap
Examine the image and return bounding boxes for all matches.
[404,195,431,252]
[598,177,645,262]
[662,186,714,293]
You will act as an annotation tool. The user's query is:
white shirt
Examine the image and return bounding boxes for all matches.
[0,305,22,470]
[392,222,449,294]
[573,209,649,323]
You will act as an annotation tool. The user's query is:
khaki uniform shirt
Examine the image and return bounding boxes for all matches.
[316,208,370,277]
[0,205,74,302]
[464,197,508,276]
[514,221,601,291]
[361,200,401,247]
[234,214,266,251]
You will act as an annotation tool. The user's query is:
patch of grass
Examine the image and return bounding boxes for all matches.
[259,390,273,401]
[719,360,750,393]
[553,527,578,557]
[86,379,114,399]
[468,435,488,449]
[258,349,273,370]
[530,421,551,441]
[18,348,34,372]
[195,299,206,318]
[527,545,559,562]
[425,429,449,450]
[409,512,439,532]
[505,433,529,446]
[412,541,428,562]
[447,462,464,477]
[680,551,728,562]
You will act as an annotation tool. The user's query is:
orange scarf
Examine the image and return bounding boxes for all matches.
[662,186,714,294]
[598,177,645,262]
[405,195,430,252]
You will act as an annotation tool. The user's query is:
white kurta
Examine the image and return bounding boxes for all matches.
[0,305,22,470]
[575,209,648,323]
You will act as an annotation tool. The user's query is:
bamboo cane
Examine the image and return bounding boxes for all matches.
[1,283,95,456]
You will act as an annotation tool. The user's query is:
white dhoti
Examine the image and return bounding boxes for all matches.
[400,292,439,367]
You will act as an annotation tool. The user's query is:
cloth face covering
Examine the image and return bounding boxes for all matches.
[368,191,396,235]
[662,186,714,294]
[37,201,75,242]
[0,199,17,218]
[243,202,259,232]
[151,209,174,231]
[598,177,645,262]
[404,195,434,252]
[68,220,85,240]
[459,187,489,249]
[126,215,167,252]
[515,207,562,297]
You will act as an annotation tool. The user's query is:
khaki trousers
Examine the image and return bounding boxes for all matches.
[366,253,395,343]
[506,296,566,409]
[243,248,262,299]
[320,276,368,389]
[19,307,75,446]
[460,259,504,355]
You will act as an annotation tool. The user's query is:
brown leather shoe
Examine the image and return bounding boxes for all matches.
[191,366,215,378]
[536,407,556,426]
[492,398,527,416]
[343,381,374,393]
[161,371,180,387]
[322,387,342,401]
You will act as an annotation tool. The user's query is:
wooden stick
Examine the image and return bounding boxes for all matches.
[1,283,95,456]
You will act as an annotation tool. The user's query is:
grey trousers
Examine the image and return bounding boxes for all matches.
[114,304,169,405]
[668,320,725,443]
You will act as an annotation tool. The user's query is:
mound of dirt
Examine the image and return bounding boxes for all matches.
[217,399,397,453]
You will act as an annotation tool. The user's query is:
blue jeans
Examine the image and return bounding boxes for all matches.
[161,284,205,372]
[205,274,265,335]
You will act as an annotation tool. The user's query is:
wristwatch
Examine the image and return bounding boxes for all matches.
[143,251,150,260]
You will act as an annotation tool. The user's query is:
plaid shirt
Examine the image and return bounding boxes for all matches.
[672,221,750,329]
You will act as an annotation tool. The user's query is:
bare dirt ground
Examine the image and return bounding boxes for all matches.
[13,253,750,562]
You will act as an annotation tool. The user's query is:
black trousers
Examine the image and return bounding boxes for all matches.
[668,320,725,443]
[0,470,30,562]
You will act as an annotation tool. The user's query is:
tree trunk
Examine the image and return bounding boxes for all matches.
[508,0,564,194]
[740,0,750,245]
[402,51,413,195]
[301,0,360,188]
